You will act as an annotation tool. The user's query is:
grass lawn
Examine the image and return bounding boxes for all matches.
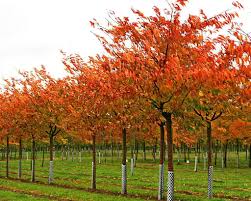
[0,150,250,201]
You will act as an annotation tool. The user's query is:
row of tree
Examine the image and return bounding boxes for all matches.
[0,0,250,200]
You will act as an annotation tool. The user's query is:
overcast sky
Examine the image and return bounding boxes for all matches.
[0,0,250,82]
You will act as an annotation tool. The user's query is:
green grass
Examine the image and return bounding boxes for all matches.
[0,150,250,201]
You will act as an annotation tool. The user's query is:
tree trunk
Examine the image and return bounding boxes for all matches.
[49,135,54,184]
[6,135,9,178]
[121,128,127,195]
[164,112,174,201]
[158,122,165,200]
[207,121,213,199]
[143,141,146,161]
[31,136,36,182]
[18,138,22,179]
[91,135,96,190]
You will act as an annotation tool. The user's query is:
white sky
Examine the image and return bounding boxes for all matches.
[0,0,250,83]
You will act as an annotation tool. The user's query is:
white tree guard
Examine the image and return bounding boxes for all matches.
[18,159,22,179]
[130,158,134,176]
[31,160,34,181]
[91,161,95,188]
[158,164,164,200]
[48,161,53,184]
[208,166,213,199]
[121,164,127,194]
[167,171,174,201]
[98,152,101,164]
[26,152,29,160]
[194,156,198,172]
[79,151,82,163]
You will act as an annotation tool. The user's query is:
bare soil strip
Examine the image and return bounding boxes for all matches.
[0,185,75,201]
[1,176,251,201]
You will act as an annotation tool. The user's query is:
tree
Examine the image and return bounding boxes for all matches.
[19,67,65,183]
[90,1,243,199]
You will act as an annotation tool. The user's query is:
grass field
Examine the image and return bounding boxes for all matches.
[0,150,250,201]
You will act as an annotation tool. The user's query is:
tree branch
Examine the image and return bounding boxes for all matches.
[194,108,204,121]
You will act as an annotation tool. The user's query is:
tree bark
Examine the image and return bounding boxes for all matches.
[49,135,54,184]
[121,128,127,195]
[207,122,212,167]
[159,122,165,165]
[143,141,146,161]
[158,121,165,200]
[207,121,213,199]
[165,113,173,171]
[163,112,174,201]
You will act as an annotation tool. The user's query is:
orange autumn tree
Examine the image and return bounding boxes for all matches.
[2,78,32,179]
[0,87,15,178]
[90,0,243,199]
[0,77,42,182]
[190,1,251,197]
[62,54,120,190]
[19,67,67,184]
